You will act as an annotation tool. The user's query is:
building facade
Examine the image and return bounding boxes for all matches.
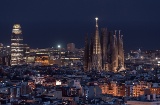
[11,24,24,66]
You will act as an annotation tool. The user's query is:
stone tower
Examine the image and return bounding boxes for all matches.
[117,30,125,71]
[84,34,89,71]
[92,17,102,71]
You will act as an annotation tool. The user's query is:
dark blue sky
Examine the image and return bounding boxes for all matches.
[0,0,160,51]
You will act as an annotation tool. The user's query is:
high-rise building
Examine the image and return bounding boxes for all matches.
[84,18,125,72]
[11,24,24,66]
[67,43,75,52]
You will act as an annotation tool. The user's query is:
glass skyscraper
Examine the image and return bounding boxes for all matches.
[11,24,24,66]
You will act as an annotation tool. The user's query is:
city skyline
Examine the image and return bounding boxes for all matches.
[0,0,160,51]
[0,1,160,104]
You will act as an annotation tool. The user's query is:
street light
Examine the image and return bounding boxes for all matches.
[58,45,61,48]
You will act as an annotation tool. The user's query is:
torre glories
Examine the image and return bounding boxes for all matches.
[11,24,24,66]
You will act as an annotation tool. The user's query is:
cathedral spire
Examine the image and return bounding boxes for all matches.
[92,17,102,71]
[114,30,117,35]
[119,30,121,38]
[119,30,121,35]
[95,17,98,28]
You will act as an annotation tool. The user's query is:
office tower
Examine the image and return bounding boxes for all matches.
[23,44,30,63]
[11,24,24,66]
[92,17,102,70]
[67,43,75,52]
[23,44,30,57]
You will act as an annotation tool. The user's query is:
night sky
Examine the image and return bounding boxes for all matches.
[0,0,160,51]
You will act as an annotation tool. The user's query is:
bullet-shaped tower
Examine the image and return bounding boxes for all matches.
[11,24,24,66]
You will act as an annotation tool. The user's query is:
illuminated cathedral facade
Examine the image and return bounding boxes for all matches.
[84,18,125,72]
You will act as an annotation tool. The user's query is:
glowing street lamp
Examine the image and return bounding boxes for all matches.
[58,45,61,48]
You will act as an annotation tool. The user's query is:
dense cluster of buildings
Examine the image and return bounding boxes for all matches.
[0,24,83,68]
[0,18,160,105]
[0,65,160,105]
[125,49,160,70]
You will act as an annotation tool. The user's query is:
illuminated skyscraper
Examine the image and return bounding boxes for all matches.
[11,24,24,66]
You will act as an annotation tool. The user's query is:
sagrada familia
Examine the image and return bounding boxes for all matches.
[84,17,125,72]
